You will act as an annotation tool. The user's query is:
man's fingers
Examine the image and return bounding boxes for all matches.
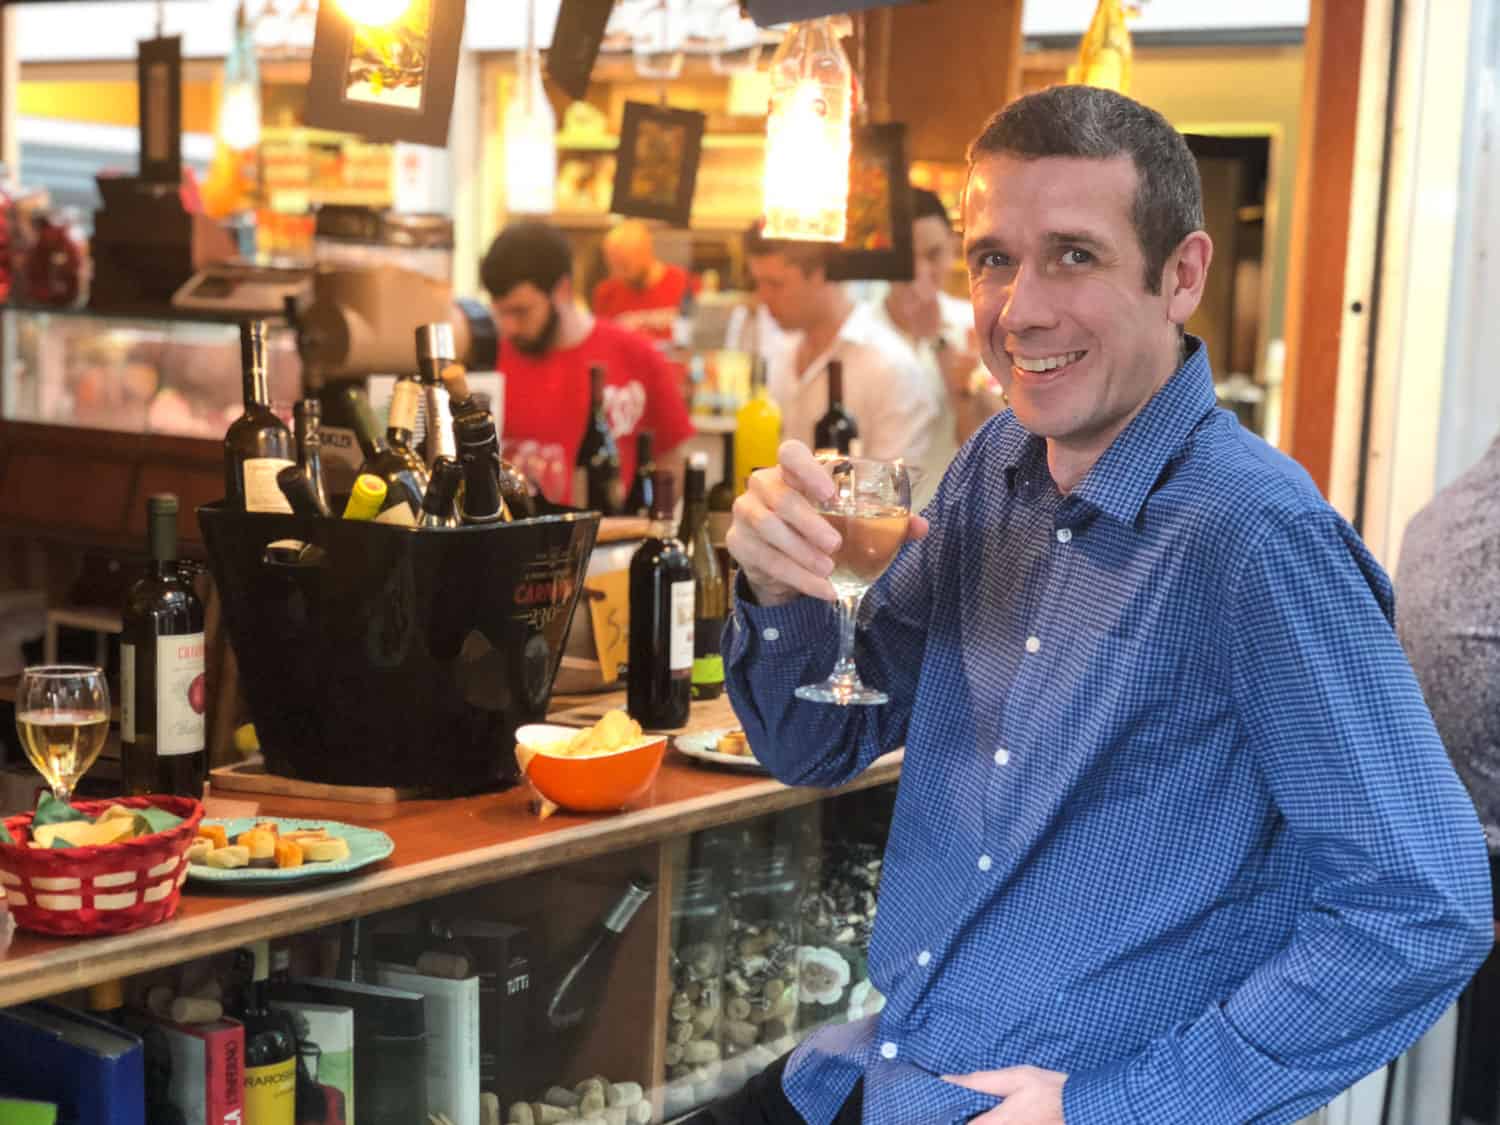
[747,469,841,556]
[737,491,837,578]
[777,440,836,504]
[942,1067,1030,1098]
[727,525,836,603]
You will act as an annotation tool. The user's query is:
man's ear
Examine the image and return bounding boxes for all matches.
[554,275,576,306]
[1165,231,1212,325]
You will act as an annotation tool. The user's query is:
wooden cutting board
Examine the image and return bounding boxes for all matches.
[209,757,420,804]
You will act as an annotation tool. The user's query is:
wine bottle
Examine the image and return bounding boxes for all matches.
[315,384,378,496]
[628,473,693,729]
[813,358,859,457]
[440,364,487,431]
[456,415,511,525]
[225,320,295,512]
[574,363,622,513]
[276,463,327,518]
[415,322,458,468]
[707,435,735,581]
[233,941,297,1125]
[679,453,727,701]
[292,398,332,516]
[122,494,207,799]
[342,473,387,521]
[623,431,656,518]
[734,356,781,495]
[420,455,463,528]
[356,378,429,525]
[543,877,655,1037]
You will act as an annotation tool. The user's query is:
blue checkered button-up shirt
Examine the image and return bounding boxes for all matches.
[725,340,1492,1125]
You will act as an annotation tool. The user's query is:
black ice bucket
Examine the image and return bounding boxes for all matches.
[198,502,599,794]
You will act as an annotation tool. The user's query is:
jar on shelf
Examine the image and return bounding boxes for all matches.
[722,845,801,1063]
[796,840,884,1033]
[664,865,728,1113]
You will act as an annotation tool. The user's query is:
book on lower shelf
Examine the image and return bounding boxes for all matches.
[0,1098,58,1125]
[0,1002,145,1125]
[373,963,480,1125]
[135,1015,245,1125]
[268,1000,354,1125]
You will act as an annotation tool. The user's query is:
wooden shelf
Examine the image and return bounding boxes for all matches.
[0,690,902,1007]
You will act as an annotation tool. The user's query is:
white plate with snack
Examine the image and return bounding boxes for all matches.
[184,817,394,889]
[674,728,768,773]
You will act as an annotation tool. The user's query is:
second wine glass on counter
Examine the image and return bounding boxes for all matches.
[796,456,916,707]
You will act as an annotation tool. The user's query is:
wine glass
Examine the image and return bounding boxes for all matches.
[15,665,110,805]
[795,457,915,706]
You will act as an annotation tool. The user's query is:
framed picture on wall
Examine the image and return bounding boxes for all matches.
[305,0,465,147]
[609,102,707,228]
[828,122,915,282]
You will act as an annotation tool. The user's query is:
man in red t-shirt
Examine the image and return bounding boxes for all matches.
[481,220,695,506]
[590,219,700,344]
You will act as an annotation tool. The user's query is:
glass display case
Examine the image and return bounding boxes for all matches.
[1,306,300,439]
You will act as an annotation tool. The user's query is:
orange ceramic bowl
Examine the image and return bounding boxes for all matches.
[515,723,668,812]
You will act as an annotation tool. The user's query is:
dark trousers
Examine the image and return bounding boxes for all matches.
[682,1051,864,1125]
[1451,854,1500,1124]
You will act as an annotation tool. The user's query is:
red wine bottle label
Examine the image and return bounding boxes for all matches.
[244,457,296,513]
[670,580,694,676]
[121,643,136,743]
[159,632,207,756]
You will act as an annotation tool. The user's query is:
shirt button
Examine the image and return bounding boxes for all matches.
[994,748,1011,766]
[977,854,993,872]
[917,950,932,967]
[881,1041,899,1060]
[1055,528,1073,544]
[1025,635,1041,654]
[762,627,780,641]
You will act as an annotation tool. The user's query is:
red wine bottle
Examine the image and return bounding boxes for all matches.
[456,415,511,525]
[813,358,859,456]
[574,363,622,513]
[628,472,693,729]
[420,455,463,528]
[292,398,332,517]
[415,322,458,468]
[623,431,656,518]
[122,493,207,798]
[224,320,295,512]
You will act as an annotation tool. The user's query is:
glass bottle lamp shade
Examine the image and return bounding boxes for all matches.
[505,46,557,215]
[761,18,853,243]
[219,4,262,151]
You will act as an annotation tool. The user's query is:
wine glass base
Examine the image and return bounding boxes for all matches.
[794,680,889,706]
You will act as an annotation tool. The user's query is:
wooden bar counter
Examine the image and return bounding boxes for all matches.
[0,690,902,1009]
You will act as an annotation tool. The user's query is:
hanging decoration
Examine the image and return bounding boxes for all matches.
[505,0,558,214]
[761,17,854,243]
[1068,0,1138,95]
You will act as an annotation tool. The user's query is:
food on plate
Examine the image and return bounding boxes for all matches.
[715,729,750,757]
[189,822,354,870]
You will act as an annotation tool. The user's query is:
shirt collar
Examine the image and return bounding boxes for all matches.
[1003,336,1219,526]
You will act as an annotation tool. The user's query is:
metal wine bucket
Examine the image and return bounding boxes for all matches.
[198,502,599,794]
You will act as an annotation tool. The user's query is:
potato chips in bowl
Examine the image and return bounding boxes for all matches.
[515,710,667,812]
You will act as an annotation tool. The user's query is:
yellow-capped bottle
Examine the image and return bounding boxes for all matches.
[342,474,387,521]
[734,357,781,496]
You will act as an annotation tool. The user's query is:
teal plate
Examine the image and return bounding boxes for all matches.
[184,817,395,890]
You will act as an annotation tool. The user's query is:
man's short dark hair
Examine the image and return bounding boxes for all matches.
[967,85,1203,294]
[743,221,834,278]
[480,221,573,299]
[911,187,951,230]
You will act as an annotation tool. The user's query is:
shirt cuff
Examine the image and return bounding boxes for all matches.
[732,571,834,637]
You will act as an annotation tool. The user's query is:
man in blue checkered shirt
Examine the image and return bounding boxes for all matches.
[712,86,1493,1125]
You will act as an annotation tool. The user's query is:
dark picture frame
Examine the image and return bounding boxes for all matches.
[827,122,916,282]
[305,0,465,147]
[609,102,706,228]
[136,35,182,186]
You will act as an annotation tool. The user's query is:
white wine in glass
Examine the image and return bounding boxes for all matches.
[796,458,914,706]
[16,665,110,805]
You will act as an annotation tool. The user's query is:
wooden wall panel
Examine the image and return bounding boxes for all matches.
[1282,0,1367,491]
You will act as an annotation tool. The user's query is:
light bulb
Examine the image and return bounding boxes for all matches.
[338,0,413,27]
[762,19,852,242]
[505,48,556,214]
[219,81,261,151]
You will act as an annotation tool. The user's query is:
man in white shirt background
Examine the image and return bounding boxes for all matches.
[744,224,943,505]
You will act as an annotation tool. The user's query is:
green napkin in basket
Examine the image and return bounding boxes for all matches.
[32,791,85,827]
[132,806,184,836]
[0,820,13,846]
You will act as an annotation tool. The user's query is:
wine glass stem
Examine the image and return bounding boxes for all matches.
[54,782,71,805]
[831,590,864,684]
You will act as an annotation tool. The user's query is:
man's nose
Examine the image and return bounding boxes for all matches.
[999,264,1056,336]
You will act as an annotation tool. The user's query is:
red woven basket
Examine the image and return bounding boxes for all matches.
[0,795,204,936]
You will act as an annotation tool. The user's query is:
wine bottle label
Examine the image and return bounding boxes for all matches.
[121,643,136,743]
[244,1057,296,1125]
[374,500,418,527]
[158,632,207,756]
[670,581,694,675]
[244,457,296,513]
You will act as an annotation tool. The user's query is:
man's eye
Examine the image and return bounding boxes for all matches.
[975,251,1011,271]
[1062,248,1094,266]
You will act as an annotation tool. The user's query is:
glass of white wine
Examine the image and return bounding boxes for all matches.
[16,665,110,805]
[795,456,915,706]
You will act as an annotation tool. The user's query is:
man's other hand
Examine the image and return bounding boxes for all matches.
[726,440,928,608]
[944,1066,1067,1124]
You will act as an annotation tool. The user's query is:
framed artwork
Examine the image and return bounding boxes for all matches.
[609,102,707,228]
[305,0,465,147]
[136,35,182,186]
[827,122,916,282]
[547,0,615,101]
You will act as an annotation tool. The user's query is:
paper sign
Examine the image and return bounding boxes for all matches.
[586,568,631,686]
